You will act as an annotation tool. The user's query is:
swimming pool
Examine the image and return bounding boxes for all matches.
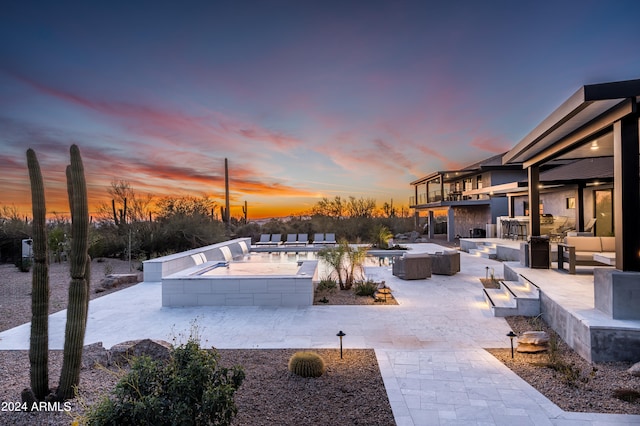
[160,243,319,307]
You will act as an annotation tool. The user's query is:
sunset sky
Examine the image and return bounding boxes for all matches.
[1,1,639,219]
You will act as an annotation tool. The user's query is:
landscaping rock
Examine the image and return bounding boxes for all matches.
[82,341,110,368]
[99,273,139,289]
[628,361,640,377]
[110,339,173,365]
[519,331,550,345]
[516,331,550,353]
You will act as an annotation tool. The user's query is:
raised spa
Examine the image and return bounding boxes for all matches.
[144,238,319,307]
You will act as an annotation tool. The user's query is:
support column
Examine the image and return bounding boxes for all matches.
[428,211,434,239]
[577,182,585,231]
[447,208,455,242]
[508,195,514,217]
[613,116,640,271]
[528,165,541,237]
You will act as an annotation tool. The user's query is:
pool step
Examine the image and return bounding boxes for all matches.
[483,275,540,317]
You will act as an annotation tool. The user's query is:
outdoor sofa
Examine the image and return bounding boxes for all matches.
[557,236,615,274]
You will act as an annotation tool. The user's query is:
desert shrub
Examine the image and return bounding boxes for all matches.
[316,278,337,292]
[16,257,31,272]
[354,279,378,297]
[288,351,325,378]
[84,338,245,426]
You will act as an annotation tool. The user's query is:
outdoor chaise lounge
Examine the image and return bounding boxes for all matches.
[256,234,271,246]
[283,234,298,245]
[283,233,308,246]
[324,233,337,245]
[256,234,282,246]
[269,234,282,245]
[312,233,337,246]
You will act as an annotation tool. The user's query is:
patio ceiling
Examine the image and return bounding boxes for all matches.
[503,79,640,167]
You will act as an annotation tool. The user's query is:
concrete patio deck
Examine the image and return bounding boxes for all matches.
[0,243,638,425]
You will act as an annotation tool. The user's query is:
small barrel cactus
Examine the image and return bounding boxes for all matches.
[288,351,325,378]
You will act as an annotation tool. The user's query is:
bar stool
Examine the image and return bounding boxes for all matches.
[501,220,511,239]
[514,221,527,240]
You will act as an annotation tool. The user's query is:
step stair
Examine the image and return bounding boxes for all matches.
[483,275,540,317]
[469,242,497,259]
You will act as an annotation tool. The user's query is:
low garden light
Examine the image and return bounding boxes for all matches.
[507,331,517,359]
[337,330,346,359]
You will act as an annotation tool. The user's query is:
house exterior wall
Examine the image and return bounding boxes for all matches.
[513,188,577,217]
[452,205,491,238]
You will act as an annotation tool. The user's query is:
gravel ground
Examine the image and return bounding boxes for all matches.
[487,316,640,415]
[313,285,398,305]
[0,348,393,425]
[0,258,141,333]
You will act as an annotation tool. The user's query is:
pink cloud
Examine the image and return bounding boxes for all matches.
[469,135,511,153]
[11,72,304,154]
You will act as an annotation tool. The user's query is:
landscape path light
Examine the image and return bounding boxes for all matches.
[507,331,517,359]
[337,330,346,359]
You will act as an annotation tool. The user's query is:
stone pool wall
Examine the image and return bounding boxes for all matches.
[143,237,251,282]
[161,260,317,307]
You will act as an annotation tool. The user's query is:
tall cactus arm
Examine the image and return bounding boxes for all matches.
[56,145,91,400]
[26,148,50,401]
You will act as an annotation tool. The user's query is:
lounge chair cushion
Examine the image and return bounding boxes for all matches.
[403,252,430,259]
[564,236,602,252]
[574,251,598,262]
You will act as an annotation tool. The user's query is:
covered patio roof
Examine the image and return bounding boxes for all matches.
[503,78,640,272]
[503,79,640,168]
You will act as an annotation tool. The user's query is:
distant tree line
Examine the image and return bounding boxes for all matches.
[1,183,415,263]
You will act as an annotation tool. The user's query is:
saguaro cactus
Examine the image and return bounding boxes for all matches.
[242,200,248,224]
[26,148,50,401]
[223,158,230,224]
[56,144,91,400]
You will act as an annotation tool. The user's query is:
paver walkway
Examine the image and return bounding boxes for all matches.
[0,243,638,425]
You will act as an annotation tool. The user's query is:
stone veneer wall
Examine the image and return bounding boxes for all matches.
[540,285,640,362]
[505,262,640,362]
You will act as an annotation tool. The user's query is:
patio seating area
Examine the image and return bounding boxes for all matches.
[558,236,616,274]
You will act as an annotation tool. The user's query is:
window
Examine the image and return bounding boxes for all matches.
[566,197,576,209]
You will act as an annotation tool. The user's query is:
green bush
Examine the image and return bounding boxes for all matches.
[16,258,32,272]
[354,279,378,297]
[84,339,245,425]
[288,351,325,378]
[316,278,337,292]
